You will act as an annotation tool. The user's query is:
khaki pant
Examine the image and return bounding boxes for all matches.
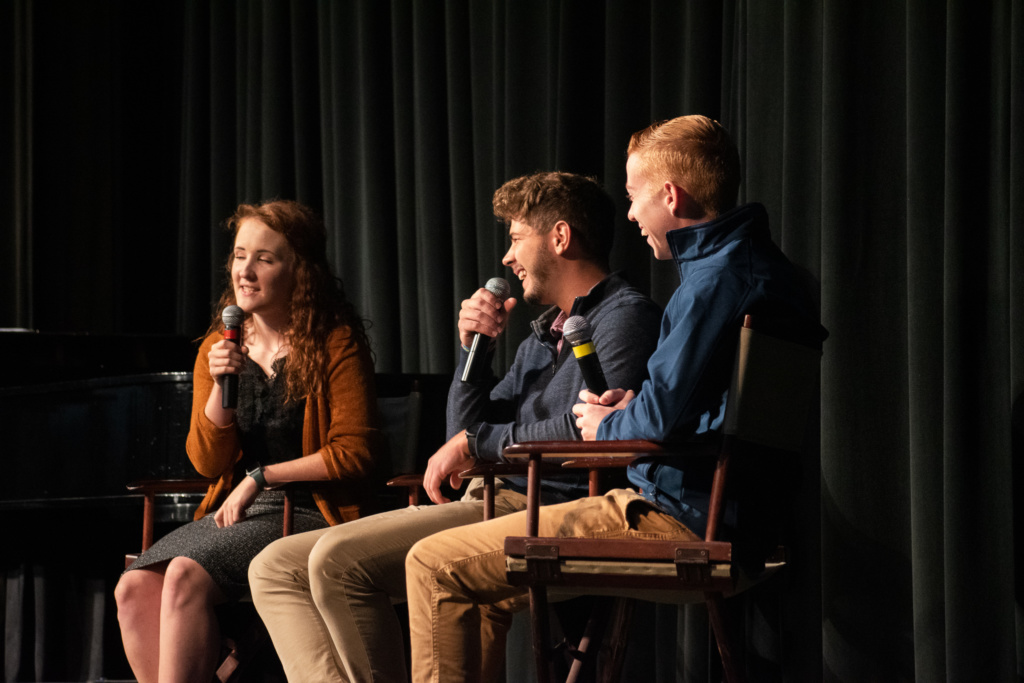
[404,488,700,683]
[248,479,527,683]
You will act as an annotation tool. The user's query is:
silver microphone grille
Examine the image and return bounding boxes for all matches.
[485,277,511,301]
[222,305,244,327]
[562,315,592,345]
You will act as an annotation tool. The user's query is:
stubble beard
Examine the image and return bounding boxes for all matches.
[523,247,558,306]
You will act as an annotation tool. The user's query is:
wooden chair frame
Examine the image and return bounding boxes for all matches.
[502,315,826,683]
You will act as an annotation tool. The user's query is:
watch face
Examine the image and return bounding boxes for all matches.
[246,465,266,489]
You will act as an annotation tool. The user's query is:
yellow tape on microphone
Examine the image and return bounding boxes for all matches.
[572,342,596,358]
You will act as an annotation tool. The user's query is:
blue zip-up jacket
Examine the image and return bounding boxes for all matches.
[598,203,817,535]
[448,272,662,503]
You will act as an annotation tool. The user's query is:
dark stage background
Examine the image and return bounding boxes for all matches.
[2,1,1022,681]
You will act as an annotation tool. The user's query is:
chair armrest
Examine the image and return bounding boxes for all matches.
[386,473,424,507]
[560,456,643,470]
[503,440,666,462]
[503,439,723,463]
[385,463,554,519]
[127,478,216,494]
[385,473,425,487]
[458,462,533,477]
[385,462,537,487]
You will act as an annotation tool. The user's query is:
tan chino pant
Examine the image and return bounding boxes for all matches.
[249,479,528,682]
[404,488,700,683]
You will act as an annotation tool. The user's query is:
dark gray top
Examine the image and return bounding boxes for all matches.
[447,272,662,502]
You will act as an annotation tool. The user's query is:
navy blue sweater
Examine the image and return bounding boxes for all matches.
[447,272,661,503]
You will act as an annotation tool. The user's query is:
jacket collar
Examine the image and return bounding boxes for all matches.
[667,202,770,263]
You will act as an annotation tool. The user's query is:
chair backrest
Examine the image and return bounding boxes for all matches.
[705,315,826,546]
[377,382,423,476]
[722,317,824,453]
[372,371,452,475]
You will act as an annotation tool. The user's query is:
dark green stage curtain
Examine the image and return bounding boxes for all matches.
[3,0,1022,681]
[175,0,728,374]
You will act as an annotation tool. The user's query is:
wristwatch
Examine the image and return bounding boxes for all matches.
[246,463,267,492]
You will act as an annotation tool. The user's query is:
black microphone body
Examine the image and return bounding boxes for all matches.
[563,316,608,395]
[461,277,511,383]
[221,305,244,409]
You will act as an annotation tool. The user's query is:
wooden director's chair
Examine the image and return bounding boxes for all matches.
[502,315,828,683]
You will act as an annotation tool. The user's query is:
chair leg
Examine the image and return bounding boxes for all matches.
[215,638,240,682]
[566,597,612,683]
[598,598,634,683]
[706,594,744,683]
[563,596,634,683]
[484,474,495,521]
[142,491,155,551]
[530,586,554,683]
[214,604,282,683]
[283,491,294,536]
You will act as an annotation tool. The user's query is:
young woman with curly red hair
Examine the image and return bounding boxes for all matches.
[115,199,380,683]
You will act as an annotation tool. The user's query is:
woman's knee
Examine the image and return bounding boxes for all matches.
[161,557,220,610]
[115,571,148,608]
[115,568,164,622]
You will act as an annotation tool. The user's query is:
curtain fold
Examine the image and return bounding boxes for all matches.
[940,1,1017,678]
[905,1,950,679]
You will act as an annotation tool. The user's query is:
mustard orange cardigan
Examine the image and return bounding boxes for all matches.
[186,327,380,526]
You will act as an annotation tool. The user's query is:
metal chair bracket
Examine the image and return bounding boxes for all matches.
[524,543,562,581]
[675,547,712,583]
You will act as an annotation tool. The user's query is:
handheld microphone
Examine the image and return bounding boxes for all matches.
[563,315,608,395]
[221,305,244,409]
[461,277,511,383]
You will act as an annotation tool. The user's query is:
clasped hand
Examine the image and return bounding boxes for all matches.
[572,388,635,440]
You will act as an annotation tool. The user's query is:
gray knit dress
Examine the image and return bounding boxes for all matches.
[124,358,329,600]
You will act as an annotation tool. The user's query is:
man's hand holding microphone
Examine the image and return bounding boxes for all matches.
[423,278,517,505]
[459,277,516,382]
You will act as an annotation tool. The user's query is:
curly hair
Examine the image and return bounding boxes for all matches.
[492,171,615,271]
[627,115,741,218]
[207,199,370,402]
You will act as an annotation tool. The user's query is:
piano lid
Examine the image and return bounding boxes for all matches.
[0,330,195,387]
